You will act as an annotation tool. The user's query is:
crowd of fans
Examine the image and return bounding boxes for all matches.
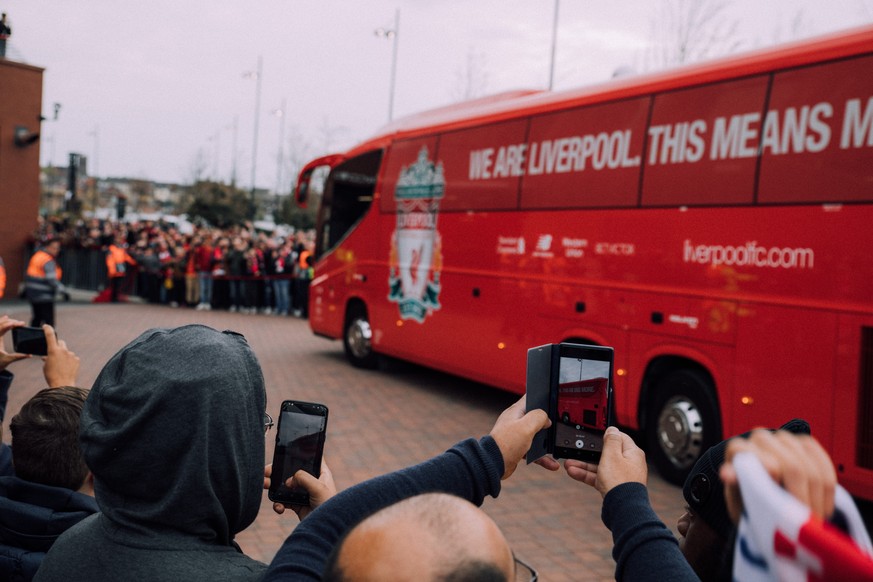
[32,215,316,317]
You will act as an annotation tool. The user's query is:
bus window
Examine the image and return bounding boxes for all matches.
[759,54,873,204]
[317,150,382,257]
[642,75,769,207]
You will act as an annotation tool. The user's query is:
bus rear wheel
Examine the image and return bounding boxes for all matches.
[343,306,378,369]
[645,369,720,486]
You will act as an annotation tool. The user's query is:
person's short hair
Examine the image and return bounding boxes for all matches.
[10,386,90,491]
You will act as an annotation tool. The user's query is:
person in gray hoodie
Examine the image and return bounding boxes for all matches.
[35,325,269,582]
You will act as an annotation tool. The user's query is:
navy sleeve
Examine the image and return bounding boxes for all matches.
[601,482,700,581]
[0,370,11,423]
[263,436,504,581]
[0,370,13,477]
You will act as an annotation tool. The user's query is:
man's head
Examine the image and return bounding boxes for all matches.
[81,325,266,543]
[44,239,61,257]
[678,418,810,581]
[10,386,90,492]
[324,493,515,582]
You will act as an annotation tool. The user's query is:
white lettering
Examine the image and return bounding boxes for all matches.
[683,239,814,269]
[840,97,873,149]
[469,149,494,180]
[806,102,832,152]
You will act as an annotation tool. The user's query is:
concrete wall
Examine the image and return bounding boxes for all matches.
[0,58,43,300]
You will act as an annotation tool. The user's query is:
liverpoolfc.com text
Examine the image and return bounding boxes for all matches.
[683,239,814,269]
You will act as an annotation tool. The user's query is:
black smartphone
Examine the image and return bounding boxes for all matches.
[525,343,614,464]
[268,400,328,506]
[12,326,49,356]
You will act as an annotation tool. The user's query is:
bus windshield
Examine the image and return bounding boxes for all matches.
[317,150,382,258]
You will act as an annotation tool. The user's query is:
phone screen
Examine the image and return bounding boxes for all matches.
[268,401,328,505]
[12,326,49,356]
[553,345,613,462]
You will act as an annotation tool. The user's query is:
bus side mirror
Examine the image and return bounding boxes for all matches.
[295,169,313,208]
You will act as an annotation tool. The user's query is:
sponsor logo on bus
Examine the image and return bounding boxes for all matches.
[388,147,445,323]
[497,236,526,256]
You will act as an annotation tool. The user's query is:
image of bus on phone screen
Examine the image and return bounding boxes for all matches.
[553,344,613,463]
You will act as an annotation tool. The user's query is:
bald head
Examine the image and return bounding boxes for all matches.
[326,493,514,582]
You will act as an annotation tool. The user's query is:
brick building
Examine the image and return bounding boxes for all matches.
[0,57,43,299]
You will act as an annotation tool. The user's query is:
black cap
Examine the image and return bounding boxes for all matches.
[682,418,810,537]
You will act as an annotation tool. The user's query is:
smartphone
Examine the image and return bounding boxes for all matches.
[12,326,49,356]
[268,400,328,506]
[525,343,614,464]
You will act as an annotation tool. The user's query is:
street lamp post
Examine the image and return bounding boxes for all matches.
[272,98,287,198]
[243,56,263,217]
[226,115,239,187]
[88,124,100,177]
[374,9,400,122]
[549,0,560,91]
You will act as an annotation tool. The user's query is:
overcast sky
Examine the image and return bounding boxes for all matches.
[4,0,872,190]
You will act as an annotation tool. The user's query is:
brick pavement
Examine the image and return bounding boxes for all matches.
[0,298,687,581]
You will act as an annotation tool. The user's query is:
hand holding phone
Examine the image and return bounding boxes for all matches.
[268,401,328,506]
[0,316,30,371]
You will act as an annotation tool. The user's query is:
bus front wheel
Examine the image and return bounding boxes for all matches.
[645,369,721,486]
[343,307,378,369]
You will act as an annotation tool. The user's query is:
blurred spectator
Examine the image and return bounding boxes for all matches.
[105,235,137,303]
[272,240,293,316]
[24,239,63,328]
[0,13,10,59]
[226,237,247,313]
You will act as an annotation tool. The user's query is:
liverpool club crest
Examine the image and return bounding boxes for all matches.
[388,147,444,323]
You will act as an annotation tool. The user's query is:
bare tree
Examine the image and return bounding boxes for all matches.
[282,124,313,194]
[451,46,489,102]
[641,0,742,71]
[186,147,210,185]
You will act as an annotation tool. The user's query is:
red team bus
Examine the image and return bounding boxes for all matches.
[295,26,873,492]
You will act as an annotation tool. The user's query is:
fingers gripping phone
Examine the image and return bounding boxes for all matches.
[525,343,614,464]
[268,400,328,506]
[12,326,49,356]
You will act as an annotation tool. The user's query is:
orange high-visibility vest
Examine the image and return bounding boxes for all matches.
[106,244,135,278]
[27,250,62,280]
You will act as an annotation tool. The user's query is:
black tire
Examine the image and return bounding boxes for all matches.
[343,306,379,369]
[645,369,721,486]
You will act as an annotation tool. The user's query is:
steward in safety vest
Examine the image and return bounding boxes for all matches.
[106,241,136,279]
[105,237,137,303]
[25,240,62,303]
[25,239,63,327]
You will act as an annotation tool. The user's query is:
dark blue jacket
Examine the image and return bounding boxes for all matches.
[0,371,12,477]
[0,477,98,581]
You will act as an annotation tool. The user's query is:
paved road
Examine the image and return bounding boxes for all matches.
[1,298,687,581]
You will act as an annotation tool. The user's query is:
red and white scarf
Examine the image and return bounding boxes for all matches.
[733,452,873,581]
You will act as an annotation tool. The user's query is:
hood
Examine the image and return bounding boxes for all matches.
[81,325,266,547]
[0,476,98,552]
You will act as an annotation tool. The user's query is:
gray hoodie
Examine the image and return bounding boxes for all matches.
[35,325,268,582]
